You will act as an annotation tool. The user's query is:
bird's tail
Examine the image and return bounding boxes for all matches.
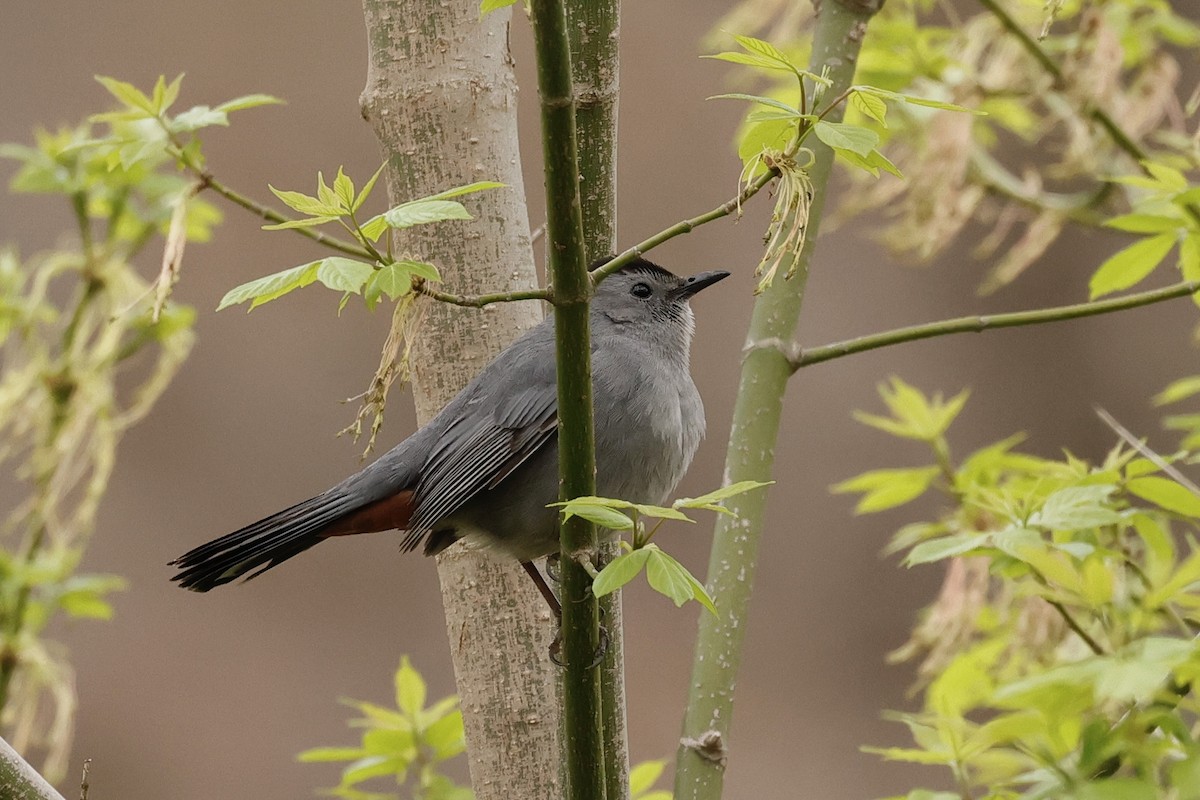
[170,491,361,592]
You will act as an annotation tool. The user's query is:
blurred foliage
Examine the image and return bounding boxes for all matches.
[299,658,674,800]
[0,74,274,779]
[708,0,1200,296]
[837,378,1200,798]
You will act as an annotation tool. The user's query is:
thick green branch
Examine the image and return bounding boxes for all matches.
[674,1,880,798]
[0,737,66,800]
[566,2,629,798]
[791,280,1200,369]
[530,0,606,798]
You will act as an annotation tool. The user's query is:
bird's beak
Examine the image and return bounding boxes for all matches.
[674,270,731,299]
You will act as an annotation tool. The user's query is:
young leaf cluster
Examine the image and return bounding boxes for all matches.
[1091,162,1200,302]
[551,481,771,613]
[297,658,675,800]
[705,35,974,292]
[298,657,471,800]
[837,378,1200,799]
[218,171,502,313]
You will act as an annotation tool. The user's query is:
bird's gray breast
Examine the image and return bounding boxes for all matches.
[592,337,705,506]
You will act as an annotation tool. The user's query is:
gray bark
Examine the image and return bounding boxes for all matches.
[359,2,560,797]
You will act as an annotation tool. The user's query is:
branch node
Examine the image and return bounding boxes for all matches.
[680,730,728,766]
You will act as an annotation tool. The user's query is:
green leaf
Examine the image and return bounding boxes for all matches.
[316,258,375,294]
[813,120,879,156]
[333,167,355,209]
[421,180,505,201]
[1075,778,1157,800]
[297,747,366,763]
[480,0,518,15]
[268,185,343,218]
[58,592,115,619]
[95,75,155,115]
[217,261,321,311]
[340,755,406,787]
[1089,233,1177,299]
[645,547,717,614]
[423,712,466,760]
[394,657,426,718]
[214,93,285,114]
[1031,485,1121,530]
[904,533,987,566]
[558,502,634,531]
[707,93,803,117]
[592,548,653,598]
[737,119,795,165]
[261,216,339,231]
[384,200,472,229]
[834,147,902,178]
[1127,476,1200,517]
[353,163,387,213]
[850,89,888,125]
[170,105,229,132]
[832,466,940,514]
[365,263,413,302]
[1103,213,1183,234]
[673,480,772,513]
[629,760,666,797]
[1156,376,1200,406]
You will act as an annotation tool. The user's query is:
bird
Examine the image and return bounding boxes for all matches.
[170,257,728,609]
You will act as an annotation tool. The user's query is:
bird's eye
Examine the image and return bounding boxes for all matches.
[630,282,652,298]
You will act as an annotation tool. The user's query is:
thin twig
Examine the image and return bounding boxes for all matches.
[790,280,1200,370]
[414,281,551,308]
[1048,599,1106,655]
[1094,406,1200,497]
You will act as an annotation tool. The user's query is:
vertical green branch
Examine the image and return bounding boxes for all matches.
[529,0,606,798]
[566,2,627,798]
[674,2,883,799]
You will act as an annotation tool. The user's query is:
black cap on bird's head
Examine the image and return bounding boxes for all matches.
[590,255,729,301]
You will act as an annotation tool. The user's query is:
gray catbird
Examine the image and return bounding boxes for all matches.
[170,257,728,601]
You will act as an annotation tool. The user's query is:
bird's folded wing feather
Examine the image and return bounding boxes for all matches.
[403,339,558,543]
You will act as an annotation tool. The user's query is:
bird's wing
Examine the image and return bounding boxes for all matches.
[402,336,558,547]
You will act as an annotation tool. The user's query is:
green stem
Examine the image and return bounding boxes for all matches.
[791,280,1200,369]
[589,166,779,287]
[566,1,628,796]
[674,2,880,798]
[414,283,552,308]
[529,0,606,798]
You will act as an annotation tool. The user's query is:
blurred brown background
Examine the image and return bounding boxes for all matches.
[2,2,1198,798]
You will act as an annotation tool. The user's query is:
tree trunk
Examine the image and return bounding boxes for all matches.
[359,3,559,797]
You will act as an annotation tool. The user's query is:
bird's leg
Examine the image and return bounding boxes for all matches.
[521,559,562,618]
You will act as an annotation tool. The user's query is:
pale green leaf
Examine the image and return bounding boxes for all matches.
[707,93,803,117]
[850,89,888,125]
[384,200,471,229]
[421,181,505,201]
[217,261,321,311]
[813,120,879,156]
[558,502,634,531]
[214,93,285,114]
[365,263,413,302]
[333,167,355,209]
[1031,485,1121,530]
[316,258,375,294]
[1127,476,1200,517]
[1089,233,1177,299]
[95,75,155,114]
[832,467,940,513]
[353,163,387,212]
[1103,213,1183,233]
[170,106,229,132]
[268,185,342,218]
[645,547,717,614]
[904,533,987,566]
[629,760,666,796]
[1155,375,1200,406]
[592,549,653,597]
[480,0,518,15]
[394,657,426,718]
[297,747,366,763]
[261,215,338,231]
[674,480,772,513]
